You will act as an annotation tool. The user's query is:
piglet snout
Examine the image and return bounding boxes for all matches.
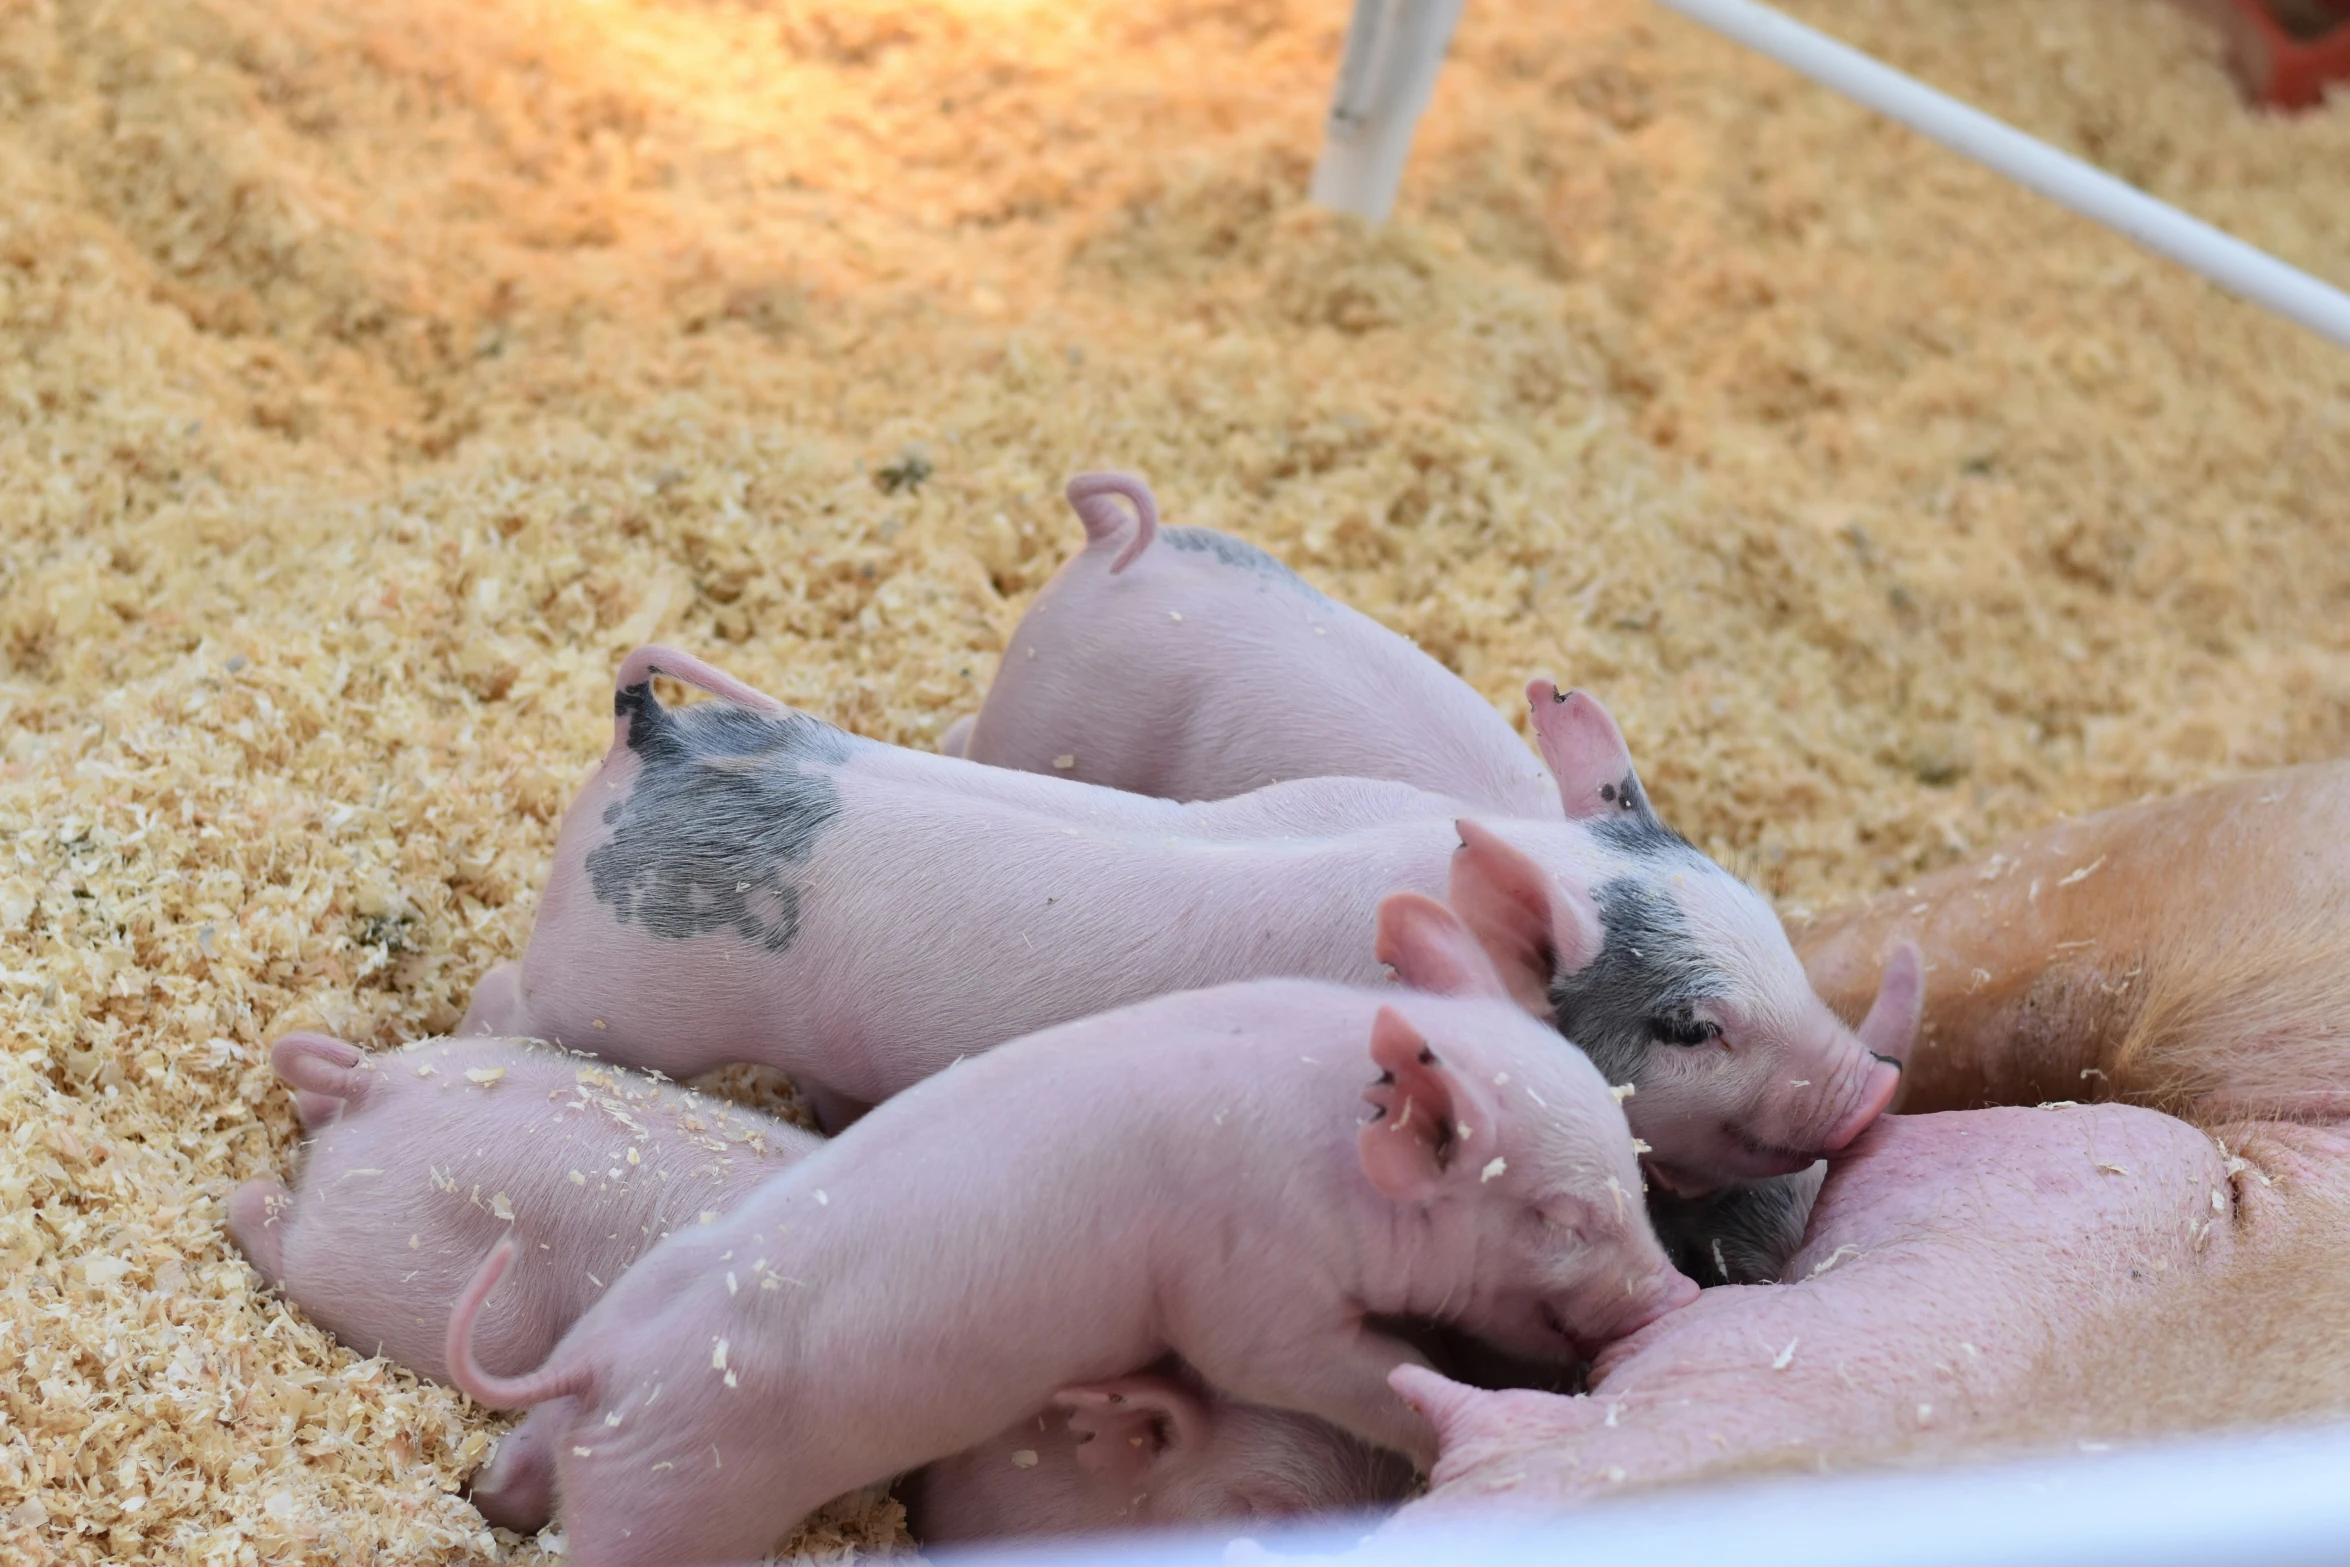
[1820,1058,1903,1153]
[1581,1265,1699,1352]
[1625,1268,1701,1334]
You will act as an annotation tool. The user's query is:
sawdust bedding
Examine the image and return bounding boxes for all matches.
[2,0,2346,1559]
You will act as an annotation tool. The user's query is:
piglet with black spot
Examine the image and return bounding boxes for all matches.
[940,472,1559,817]
[470,644,1917,1192]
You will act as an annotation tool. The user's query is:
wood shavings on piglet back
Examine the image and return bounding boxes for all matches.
[0,0,2343,1559]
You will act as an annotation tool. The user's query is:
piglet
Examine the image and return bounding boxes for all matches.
[441,896,1696,1567]
[229,1034,1406,1541]
[228,1034,803,1530]
[941,472,1560,818]
[907,1366,1414,1544]
[472,644,1917,1196]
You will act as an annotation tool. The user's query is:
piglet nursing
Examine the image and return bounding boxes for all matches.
[942,472,1560,818]
[442,898,1693,1567]
[471,643,1914,1197]
[230,1033,1405,1542]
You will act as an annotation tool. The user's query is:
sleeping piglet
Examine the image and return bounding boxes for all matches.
[907,1366,1414,1545]
[229,1033,796,1530]
[941,472,1560,819]
[227,1034,1408,1541]
[469,644,1918,1198]
[440,895,1697,1567]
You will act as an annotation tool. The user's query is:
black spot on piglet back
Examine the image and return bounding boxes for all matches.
[1158,526,1331,603]
[585,680,854,954]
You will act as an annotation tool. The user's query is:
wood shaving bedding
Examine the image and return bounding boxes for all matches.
[1,0,2344,1559]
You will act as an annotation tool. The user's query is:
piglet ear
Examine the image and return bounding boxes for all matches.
[1375,892,1511,1002]
[1359,1007,1474,1204]
[270,1033,371,1129]
[458,962,529,1039]
[1052,1374,1207,1487]
[1527,680,1653,825]
[1855,940,1924,1071]
[1445,821,1603,1017]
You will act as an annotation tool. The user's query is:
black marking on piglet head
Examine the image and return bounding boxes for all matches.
[585,681,854,954]
[1547,875,1730,1086]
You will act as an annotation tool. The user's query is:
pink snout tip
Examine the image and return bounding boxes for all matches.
[1615,1268,1700,1342]
[1820,1059,1904,1153]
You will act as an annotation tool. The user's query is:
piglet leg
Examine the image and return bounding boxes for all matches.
[1194,1321,1441,1473]
[468,1400,571,1534]
[459,962,533,1039]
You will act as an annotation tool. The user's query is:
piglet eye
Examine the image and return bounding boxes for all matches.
[1647,1009,1722,1047]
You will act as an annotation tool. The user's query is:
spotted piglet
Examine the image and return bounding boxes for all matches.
[229,1034,1408,1541]
[441,894,1696,1567]
[468,644,1918,1196]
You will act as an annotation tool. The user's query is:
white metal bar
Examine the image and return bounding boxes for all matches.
[936,1419,2350,1564]
[1650,0,2350,352]
[1308,0,1467,223]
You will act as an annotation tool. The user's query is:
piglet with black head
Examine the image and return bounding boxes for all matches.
[1421,682,1923,1199]
[471,645,1916,1199]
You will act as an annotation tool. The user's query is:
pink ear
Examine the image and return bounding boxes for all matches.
[458,962,530,1039]
[1855,940,1924,1070]
[1445,821,1603,1016]
[1375,892,1511,1002]
[270,1033,370,1129]
[1053,1374,1207,1487]
[1526,680,1649,823]
[1358,1007,1478,1204]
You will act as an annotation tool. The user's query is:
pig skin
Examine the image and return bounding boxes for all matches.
[1794,762,2350,1124]
[1392,1104,2252,1510]
[949,471,1560,819]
